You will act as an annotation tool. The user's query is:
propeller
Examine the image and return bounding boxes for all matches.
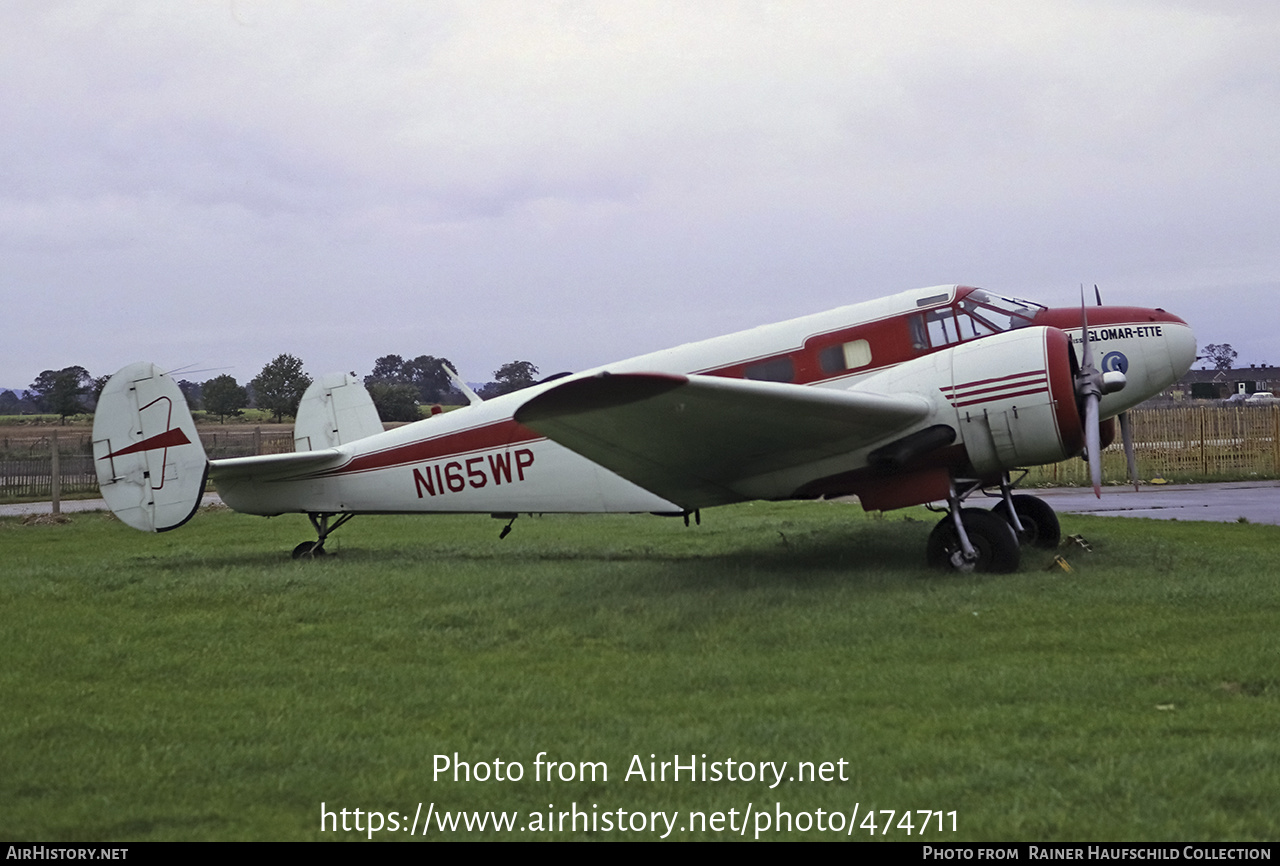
[1074,287,1127,498]
[1095,284,1142,491]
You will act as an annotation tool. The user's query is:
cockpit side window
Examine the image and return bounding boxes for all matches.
[924,308,960,347]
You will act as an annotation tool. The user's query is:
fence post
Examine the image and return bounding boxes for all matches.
[1198,407,1206,476]
[1274,405,1279,474]
[51,429,61,515]
[254,426,261,456]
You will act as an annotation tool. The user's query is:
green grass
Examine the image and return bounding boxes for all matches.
[2,503,1278,841]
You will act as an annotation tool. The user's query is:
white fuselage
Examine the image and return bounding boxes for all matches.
[214,285,1196,517]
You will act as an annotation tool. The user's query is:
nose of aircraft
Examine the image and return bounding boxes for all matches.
[1161,312,1197,384]
[1034,304,1197,410]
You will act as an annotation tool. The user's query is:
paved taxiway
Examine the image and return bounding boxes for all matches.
[4,484,1278,525]
[1028,480,1280,526]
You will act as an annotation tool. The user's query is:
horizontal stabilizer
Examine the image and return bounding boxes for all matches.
[92,362,209,532]
[209,449,346,483]
[514,372,930,508]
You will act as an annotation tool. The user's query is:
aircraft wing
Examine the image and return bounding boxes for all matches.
[514,372,932,508]
[209,449,347,483]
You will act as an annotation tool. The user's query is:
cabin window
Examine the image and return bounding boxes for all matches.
[744,357,795,382]
[819,339,872,373]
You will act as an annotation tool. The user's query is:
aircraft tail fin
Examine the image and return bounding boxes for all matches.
[293,373,385,451]
[92,362,209,532]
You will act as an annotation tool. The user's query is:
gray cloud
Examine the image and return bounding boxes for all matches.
[2,0,1278,388]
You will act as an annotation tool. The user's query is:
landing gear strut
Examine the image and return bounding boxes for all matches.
[292,512,355,560]
[926,508,1022,573]
[926,474,1064,572]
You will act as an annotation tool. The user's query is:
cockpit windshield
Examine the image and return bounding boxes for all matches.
[960,289,1043,334]
[912,288,1045,350]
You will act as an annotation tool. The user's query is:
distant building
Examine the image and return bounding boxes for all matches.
[1168,365,1280,401]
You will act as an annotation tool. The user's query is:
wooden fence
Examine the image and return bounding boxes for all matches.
[1024,405,1280,485]
[0,427,294,501]
[3,407,1278,501]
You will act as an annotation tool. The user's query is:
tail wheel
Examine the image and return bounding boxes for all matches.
[291,541,326,560]
[926,508,1021,574]
[992,494,1061,549]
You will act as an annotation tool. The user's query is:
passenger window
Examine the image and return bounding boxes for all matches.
[744,357,795,382]
[818,339,872,373]
[842,339,872,369]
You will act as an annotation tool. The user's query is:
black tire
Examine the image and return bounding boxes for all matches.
[926,508,1022,574]
[992,494,1061,549]
[291,541,325,560]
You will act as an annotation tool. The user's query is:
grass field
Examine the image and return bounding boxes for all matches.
[2,501,1279,841]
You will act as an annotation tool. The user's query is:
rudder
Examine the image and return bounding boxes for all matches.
[92,362,208,532]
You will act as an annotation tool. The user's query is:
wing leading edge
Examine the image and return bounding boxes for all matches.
[209,449,347,483]
[514,372,932,509]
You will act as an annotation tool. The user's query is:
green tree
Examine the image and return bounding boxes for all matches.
[1202,343,1238,372]
[89,375,110,409]
[406,355,462,404]
[367,382,421,422]
[176,379,202,410]
[28,366,91,423]
[202,374,248,423]
[365,353,461,404]
[478,361,540,399]
[367,354,407,383]
[251,355,312,422]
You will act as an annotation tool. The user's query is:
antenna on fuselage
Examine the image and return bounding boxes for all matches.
[442,362,483,406]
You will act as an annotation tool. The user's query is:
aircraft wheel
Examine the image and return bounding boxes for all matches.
[292,541,325,560]
[926,508,1021,574]
[992,494,1061,549]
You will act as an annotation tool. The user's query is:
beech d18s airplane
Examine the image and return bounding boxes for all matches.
[93,285,1195,573]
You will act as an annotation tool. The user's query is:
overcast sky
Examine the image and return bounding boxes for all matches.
[4,0,1278,391]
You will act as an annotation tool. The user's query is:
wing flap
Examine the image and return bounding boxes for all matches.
[514,373,931,507]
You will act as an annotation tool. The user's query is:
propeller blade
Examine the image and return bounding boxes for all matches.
[1094,284,1103,306]
[1078,286,1095,373]
[1119,411,1139,492]
[1085,394,1102,498]
[1075,286,1104,497]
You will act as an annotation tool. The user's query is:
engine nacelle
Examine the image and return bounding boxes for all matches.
[945,326,1084,476]
[856,326,1083,480]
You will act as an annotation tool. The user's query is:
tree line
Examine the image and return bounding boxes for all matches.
[2,355,546,424]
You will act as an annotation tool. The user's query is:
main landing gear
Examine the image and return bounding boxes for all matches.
[291,512,355,560]
[926,474,1061,574]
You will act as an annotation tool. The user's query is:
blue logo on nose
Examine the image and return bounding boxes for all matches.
[1102,351,1129,374]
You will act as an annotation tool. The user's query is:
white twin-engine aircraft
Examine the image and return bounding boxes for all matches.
[93,285,1196,573]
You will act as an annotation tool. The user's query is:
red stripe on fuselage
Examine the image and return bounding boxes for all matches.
[314,419,544,478]
[942,371,1049,407]
[949,386,1050,409]
[944,370,1044,396]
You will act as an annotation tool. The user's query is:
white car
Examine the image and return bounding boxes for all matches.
[1245,391,1277,405]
